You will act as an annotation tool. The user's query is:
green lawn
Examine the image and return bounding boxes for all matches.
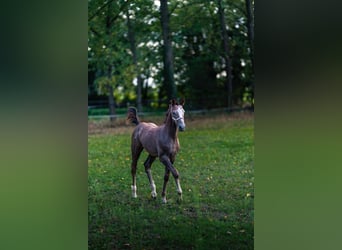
[88,113,254,249]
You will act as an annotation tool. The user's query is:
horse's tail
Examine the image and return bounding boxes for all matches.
[127,107,140,125]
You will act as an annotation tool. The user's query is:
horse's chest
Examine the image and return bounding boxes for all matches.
[173,140,180,152]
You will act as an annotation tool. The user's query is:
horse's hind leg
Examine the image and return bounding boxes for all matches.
[131,142,143,198]
[144,155,157,198]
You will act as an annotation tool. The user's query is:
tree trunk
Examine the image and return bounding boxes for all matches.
[245,0,254,69]
[217,0,233,109]
[107,83,116,125]
[160,0,177,101]
[106,2,116,124]
[127,10,143,112]
[245,0,255,109]
[143,69,152,101]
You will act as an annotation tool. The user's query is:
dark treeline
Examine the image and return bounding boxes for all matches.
[88,0,254,115]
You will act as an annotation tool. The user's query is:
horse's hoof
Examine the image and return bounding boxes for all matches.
[162,197,167,204]
[151,191,157,199]
[177,194,183,204]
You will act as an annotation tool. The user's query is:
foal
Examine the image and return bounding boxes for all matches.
[127,99,186,203]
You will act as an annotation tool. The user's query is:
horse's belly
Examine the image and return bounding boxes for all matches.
[142,143,158,157]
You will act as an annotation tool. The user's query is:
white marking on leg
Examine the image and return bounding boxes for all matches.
[162,196,167,203]
[131,185,137,198]
[175,179,182,194]
[151,183,157,198]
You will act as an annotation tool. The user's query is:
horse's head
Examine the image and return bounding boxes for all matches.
[170,99,186,131]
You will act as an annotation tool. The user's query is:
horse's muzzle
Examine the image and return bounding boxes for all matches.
[179,126,185,131]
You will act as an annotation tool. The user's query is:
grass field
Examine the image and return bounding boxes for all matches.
[88,113,254,249]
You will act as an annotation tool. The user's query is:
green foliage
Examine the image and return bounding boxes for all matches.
[88,114,254,249]
[88,0,255,108]
[171,0,254,108]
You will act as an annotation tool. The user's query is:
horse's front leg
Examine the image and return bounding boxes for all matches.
[161,167,170,203]
[144,155,157,199]
[160,155,182,203]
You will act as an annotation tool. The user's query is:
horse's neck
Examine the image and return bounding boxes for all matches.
[164,114,178,139]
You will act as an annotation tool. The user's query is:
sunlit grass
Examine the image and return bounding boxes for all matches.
[88,112,254,249]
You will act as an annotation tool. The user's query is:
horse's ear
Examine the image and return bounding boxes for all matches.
[179,98,185,106]
[170,99,176,106]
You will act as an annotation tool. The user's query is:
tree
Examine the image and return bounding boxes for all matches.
[217,0,233,108]
[245,0,255,108]
[126,8,143,112]
[105,1,116,123]
[245,0,254,69]
[88,0,134,123]
[160,0,177,101]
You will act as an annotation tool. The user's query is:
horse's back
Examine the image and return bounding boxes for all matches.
[134,122,158,136]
